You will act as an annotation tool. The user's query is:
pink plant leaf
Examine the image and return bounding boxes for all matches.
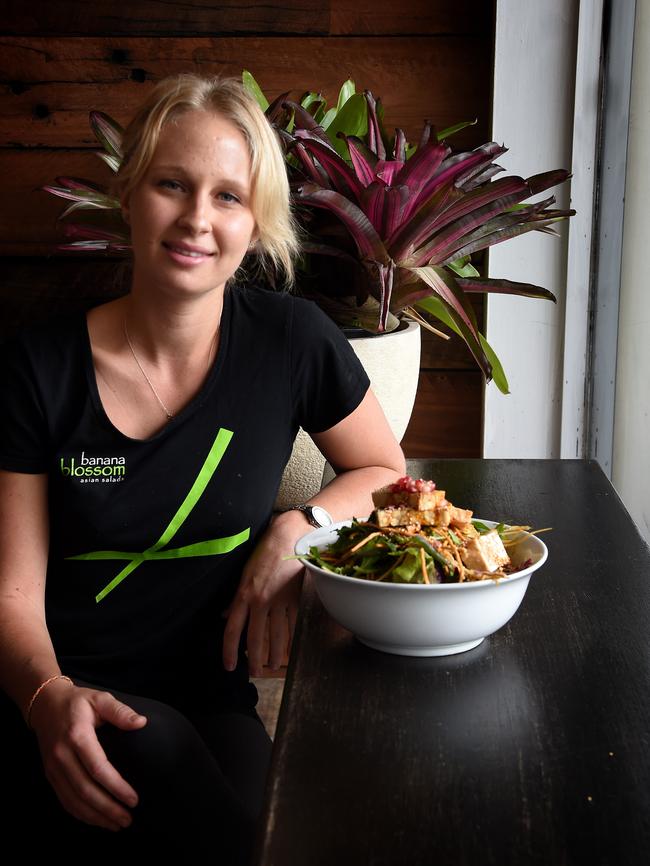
[292,141,331,187]
[406,186,530,266]
[291,135,364,201]
[394,140,449,198]
[436,212,575,266]
[409,265,479,335]
[374,160,404,186]
[393,128,407,162]
[294,183,390,263]
[456,277,557,302]
[346,136,378,187]
[364,91,386,160]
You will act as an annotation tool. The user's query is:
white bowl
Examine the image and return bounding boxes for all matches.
[295,519,548,657]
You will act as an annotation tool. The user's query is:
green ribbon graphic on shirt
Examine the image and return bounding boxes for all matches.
[66,428,250,603]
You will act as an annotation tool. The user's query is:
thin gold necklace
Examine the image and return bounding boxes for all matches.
[123,321,174,419]
[123,321,218,420]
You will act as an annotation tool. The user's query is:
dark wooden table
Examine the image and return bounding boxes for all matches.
[254,459,650,866]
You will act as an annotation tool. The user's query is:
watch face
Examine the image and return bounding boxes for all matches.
[311,505,333,527]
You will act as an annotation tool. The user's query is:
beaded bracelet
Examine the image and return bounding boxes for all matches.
[26,674,74,730]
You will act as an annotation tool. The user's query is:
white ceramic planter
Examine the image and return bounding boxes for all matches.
[275,320,421,509]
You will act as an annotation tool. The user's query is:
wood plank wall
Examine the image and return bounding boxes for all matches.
[0,0,495,459]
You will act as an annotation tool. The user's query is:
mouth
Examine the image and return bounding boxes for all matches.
[163,242,214,259]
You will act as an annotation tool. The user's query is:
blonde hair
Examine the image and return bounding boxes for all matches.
[115,73,299,285]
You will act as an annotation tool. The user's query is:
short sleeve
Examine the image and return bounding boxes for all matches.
[290,298,370,434]
[0,335,50,473]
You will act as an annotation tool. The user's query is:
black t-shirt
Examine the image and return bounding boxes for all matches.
[0,286,369,711]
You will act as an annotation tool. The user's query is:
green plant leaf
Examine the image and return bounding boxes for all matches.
[412,287,478,363]
[320,107,337,130]
[479,333,510,394]
[300,91,325,114]
[409,266,491,377]
[336,79,356,112]
[410,265,479,333]
[242,70,269,111]
[324,93,368,158]
[436,119,478,141]
[414,294,462,335]
[448,256,481,278]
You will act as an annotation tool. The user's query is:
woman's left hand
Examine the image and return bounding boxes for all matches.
[223,511,306,677]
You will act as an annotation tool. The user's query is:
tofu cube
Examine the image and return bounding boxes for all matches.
[459,530,509,573]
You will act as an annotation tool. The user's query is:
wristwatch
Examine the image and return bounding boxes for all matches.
[287,504,334,528]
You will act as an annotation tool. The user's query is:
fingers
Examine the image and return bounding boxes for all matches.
[49,751,131,832]
[268,604,289,670]
[74,714,141,809]
[224,595,289,676]
[224,527,305,675]
[37,689,146,832]
[95,690,148,732]
[247,603,271,677]
[42,732,136,832]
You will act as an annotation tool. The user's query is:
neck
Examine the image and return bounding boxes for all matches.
[120,286,225,364]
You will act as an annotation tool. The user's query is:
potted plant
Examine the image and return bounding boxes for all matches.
[242,76,574,501]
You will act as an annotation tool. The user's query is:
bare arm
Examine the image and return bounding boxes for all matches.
[223,388,406,675]
[0,470,147,832]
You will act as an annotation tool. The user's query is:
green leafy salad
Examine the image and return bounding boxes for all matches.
[303,476,536,584]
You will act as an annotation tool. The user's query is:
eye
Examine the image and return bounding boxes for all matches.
[157,179,184,192]
[217,191,241,204]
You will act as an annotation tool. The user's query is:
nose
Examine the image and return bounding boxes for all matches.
[177,192,211,234]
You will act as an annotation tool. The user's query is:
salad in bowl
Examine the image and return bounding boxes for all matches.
[296,476,548,657]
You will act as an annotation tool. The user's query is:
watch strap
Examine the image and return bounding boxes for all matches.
[286,504,332,528]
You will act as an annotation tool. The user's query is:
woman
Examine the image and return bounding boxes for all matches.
[0,74,405,861]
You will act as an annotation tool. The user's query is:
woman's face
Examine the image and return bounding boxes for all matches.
[122,109,257,300]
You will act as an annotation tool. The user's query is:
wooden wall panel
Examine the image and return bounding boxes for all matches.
[330,0,494,35]
[0,1,331,36]
[401,371,483,458]
[2,1,491,36]
[0,36,492,149]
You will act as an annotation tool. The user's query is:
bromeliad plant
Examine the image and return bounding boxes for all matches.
[275,89,573,390]
[43,74,574,392]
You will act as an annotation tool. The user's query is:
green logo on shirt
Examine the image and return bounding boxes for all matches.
[61,451,126,482]
[66,428,250,602]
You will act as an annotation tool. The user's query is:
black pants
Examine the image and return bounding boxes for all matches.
[1,678,272,865]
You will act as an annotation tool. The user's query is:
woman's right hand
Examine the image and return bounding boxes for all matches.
[29,678,148,832]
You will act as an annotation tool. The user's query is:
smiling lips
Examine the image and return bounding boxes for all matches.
[163,241,215,263]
